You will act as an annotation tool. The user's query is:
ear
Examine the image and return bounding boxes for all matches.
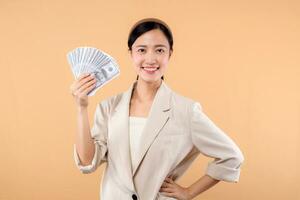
[169,49,173,58]
[128,49,133,58]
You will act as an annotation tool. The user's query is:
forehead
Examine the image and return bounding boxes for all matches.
[132,29,169,48]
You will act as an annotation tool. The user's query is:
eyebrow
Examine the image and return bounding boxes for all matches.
[134,44,168,48]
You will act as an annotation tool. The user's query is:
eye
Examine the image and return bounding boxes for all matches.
[137,49,145,53]
[156,48,165,53]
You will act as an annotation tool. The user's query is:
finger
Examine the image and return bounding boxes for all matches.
[78,74,95,86]
[70,82,78,96]
[76,76,96,92]
[165,177,174,183]
[161,182,167,188]
[70,80,80,93]
[78,78,96,93]
[81,81,97,96]
[73,79,95,96]
[75,74,93,90]
[161,182,173,188]
[77,73,91,81]
[159,187,174,193]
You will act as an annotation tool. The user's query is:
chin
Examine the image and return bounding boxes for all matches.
[138,75,162,83]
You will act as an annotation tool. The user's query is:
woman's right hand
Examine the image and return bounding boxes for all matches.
[70,73,97,108]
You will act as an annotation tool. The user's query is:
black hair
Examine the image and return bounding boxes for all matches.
[127,18,174,81]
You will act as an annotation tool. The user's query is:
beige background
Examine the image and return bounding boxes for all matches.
[1,0,299,199]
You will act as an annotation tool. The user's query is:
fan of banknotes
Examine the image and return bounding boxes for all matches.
[67,46,120,96]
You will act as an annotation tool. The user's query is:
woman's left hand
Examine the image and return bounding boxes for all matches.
[159,177,193,200]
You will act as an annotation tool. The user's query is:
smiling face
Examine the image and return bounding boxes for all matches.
[130,29,172,83]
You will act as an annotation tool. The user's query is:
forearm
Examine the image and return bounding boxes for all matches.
[187,174,220,199]
[75,106,95,165]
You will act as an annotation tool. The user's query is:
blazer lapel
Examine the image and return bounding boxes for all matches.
[132,81,172,176]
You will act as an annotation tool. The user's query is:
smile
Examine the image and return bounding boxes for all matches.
[141,67,160,72]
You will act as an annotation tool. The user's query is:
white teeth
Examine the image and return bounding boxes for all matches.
[144,68,156,71]
[142,67,159,71]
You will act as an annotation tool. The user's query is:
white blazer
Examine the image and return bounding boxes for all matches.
[73,80,244,200]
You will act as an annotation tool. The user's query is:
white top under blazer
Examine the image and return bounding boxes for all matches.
[129,116,147,172]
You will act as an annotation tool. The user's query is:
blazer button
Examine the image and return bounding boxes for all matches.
[132,194,137,200]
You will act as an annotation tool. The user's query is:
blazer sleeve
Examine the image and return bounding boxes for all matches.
[73,100,109,174]
[189,102,244,182]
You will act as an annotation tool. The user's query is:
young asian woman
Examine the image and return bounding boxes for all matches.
[70,18,244,200]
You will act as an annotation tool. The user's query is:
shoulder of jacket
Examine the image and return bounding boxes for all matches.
[170,90,204,113]
[170,90,196,106]
[97,88,130,112]
[95,92,120,111]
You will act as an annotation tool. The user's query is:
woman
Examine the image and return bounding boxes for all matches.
[70,18,244,200]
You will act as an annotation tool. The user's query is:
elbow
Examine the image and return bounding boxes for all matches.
[73,143,107,174]
[224,149,244,170]
[78,165,97,174]
[73,144,98,174]
[206,148,245,183]
[79,156,94,167]
[76,154,98,174]
[233,149,245,168]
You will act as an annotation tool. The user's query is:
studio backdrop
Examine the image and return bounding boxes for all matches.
[1,0,299,199]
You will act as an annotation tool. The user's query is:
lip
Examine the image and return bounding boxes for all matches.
[141,66,160,69]
[142,66,159,68]
[141,66,160,74]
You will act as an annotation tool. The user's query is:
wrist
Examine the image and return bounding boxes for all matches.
[77,106,88,112]
[185,186,194,200]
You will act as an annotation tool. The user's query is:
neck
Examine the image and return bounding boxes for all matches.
[133,79,162,102]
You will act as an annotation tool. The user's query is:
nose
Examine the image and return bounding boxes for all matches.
[144,51,157,64]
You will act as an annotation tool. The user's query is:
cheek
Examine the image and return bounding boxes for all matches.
[132,55,143,65]
[159,56,169,67]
